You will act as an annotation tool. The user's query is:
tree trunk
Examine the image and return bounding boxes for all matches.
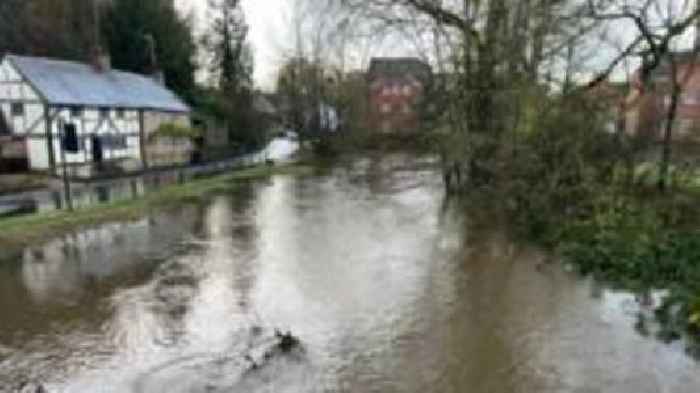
[658,77,681,192]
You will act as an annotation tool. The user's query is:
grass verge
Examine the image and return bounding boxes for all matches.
[0,163,314,251]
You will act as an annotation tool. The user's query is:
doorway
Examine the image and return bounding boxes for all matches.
[91,134,103,169]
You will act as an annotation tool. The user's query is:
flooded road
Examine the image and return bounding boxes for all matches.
[1,156,699,392]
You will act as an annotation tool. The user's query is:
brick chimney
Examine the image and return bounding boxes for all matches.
[91,0,110,72]
[91,46,111,73]
[151,70,165,85]
[144,34,165,85]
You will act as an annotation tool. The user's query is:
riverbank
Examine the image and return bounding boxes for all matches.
[0,163,314,252]
[553,190,700,352]
[490,168,700,356]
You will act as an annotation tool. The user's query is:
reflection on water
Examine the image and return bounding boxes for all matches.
[0,155,699,392]
[15,206,203,306]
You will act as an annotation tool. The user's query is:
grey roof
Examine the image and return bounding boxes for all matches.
[6,54,190,113]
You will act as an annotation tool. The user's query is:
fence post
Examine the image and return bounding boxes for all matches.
[58,118,73,211]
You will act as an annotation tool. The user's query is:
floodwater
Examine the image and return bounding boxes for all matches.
[0,155,699,392]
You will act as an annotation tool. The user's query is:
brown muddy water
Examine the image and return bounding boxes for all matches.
[0,156,699,392]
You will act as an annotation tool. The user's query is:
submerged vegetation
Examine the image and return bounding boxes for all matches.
[555,193,700,349]
[490,111,700,353]
[0,164,314,252]
[466,92,700,352]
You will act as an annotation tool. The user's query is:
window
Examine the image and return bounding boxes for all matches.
[99,107,110,119]
[380,103,392,113]
[402,103,412,114]
[403,85,412,96]
[11,102,24,117]
[392,85,401,95]
[101,134,127,150]
[70,106,84,118]
[663,95,672,108]
[683,92,700,105]
[61,123,82,153]
[116,108,125,118]
[679,119,694,136]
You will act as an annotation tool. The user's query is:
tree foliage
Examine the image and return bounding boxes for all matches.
[102,0,197,102]
[150,122,201,142]
[204,0,253,93]
[195,0,262,148]
[333,0,700,349]
[277,58,326,133]
[0,0,198,103]
[0,0,96,61]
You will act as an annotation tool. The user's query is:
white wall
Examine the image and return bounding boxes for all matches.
[27,138,49,169]
[51,107,142,166]
[0,58,46,168]
[0,59,43,137]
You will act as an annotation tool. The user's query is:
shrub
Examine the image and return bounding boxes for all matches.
[150,123,201,142]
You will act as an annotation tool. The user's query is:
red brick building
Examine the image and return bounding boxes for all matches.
[367,58,431,133]
[625,52,700,141]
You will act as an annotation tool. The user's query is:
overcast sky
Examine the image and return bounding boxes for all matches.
[176,0,292,90]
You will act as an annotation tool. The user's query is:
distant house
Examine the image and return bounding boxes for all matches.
[366,57,432,133]
[625,51,700,141]
[0,53,191,178]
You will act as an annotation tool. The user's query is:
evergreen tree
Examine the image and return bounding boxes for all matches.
[0,0,95,61]
[0,0,27,56]
[205,0,253,94]
[102,0,197,101]
[202,0,259,148]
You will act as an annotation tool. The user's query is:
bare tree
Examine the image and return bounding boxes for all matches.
[338,0,700,194]
[584,0,700,191]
